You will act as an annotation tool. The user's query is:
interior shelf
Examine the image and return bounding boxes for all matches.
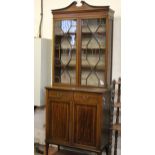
[55,64,105,71]
[55,31,106,37]
[55,48,106,51]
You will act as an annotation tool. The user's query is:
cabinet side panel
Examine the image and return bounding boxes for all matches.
[107,18,114,86]
[101,92,111,148]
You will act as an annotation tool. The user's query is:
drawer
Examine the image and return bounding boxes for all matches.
[74,92,100,105]
[48,90,73,102]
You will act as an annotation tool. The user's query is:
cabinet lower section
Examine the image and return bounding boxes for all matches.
[45,87,111,154]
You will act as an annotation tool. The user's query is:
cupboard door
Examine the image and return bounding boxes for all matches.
[48,100,70,144]
[53,19,77,85]
[73,94,98,147]
[81,18,106,87]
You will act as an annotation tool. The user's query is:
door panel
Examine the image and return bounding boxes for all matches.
[80,18,106,87]
[74,103,97,147]
[48,100,70,144]
[54,19,77,85]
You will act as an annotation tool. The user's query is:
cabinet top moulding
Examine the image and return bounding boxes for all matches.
[51,1,114,16]
[45,86,110,94]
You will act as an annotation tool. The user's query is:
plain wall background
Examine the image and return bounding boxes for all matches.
[34,0,121,79]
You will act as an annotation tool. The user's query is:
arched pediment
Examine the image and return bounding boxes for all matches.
[52,1,112,14]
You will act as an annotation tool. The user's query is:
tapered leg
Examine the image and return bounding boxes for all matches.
[45,143,49,155]
[114,131,118,155]
[58,145,60,151]
[105,145,109,155]
[108,130,113,155]
[108,144,112,155]
[97,152,102,155]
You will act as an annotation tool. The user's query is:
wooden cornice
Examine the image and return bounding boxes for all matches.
[51,1,114,14]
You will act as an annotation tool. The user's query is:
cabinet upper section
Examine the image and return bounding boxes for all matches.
[51,1,114,88]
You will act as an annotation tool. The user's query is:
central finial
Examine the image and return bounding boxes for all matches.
[76,0,83,7]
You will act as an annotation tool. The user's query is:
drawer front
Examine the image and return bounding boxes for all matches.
[48,90,73,102]
[74,92,100,105]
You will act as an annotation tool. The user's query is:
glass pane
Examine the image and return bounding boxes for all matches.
[54,20,77,85]
[81,18,106,87]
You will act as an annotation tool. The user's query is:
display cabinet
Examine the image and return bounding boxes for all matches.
[45,1,114,155]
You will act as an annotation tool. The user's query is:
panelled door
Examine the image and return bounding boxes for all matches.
[73,92,99,148]
[53,19,77,85]
[48,99,71,145]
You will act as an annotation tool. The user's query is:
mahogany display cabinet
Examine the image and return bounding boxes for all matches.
[45,1,114,155]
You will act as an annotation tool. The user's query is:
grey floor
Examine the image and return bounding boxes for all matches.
[35,135,121,155]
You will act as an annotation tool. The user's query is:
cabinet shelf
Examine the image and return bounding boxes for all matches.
[55,32,76,36]
[82,32,106,36]
[55,32,106,37]
[82,24,106,28]
[81,65,105,71]
[55,64,105,71]
[55,48,106,51]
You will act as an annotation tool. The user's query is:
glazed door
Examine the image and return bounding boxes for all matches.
[73,92,99,148]
[53,19,77,85]
[80,18,106,87]
[48,100,71,145]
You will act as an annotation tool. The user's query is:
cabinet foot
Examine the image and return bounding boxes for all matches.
[45,143,49,155]
[114,131,118,155]
[58,145,60,151]
[108,144,112,155]
[105,145,110,155]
